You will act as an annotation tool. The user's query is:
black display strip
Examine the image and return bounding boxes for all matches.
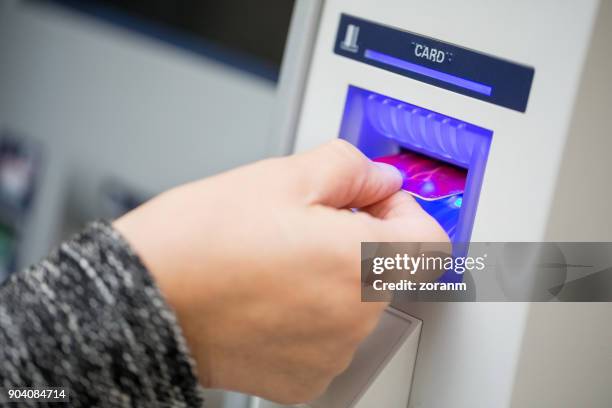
[334,14,534,112]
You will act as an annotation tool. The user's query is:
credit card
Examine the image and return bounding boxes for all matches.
[374,151,467,200]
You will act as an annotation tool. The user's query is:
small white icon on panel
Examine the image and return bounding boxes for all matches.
[340,24,360,53]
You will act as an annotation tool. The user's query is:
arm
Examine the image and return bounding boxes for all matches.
[0,221,203,407]
[0,140,447,406]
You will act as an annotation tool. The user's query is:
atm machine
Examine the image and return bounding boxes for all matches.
[257,0,612,407]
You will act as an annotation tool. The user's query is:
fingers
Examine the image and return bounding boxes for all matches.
[362,189,424,220]
[293,139,449,246]
[360,191,451,283]
[294,140,403,209]
[362,191,451,247]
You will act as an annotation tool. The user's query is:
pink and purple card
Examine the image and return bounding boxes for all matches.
[374,151,467,201]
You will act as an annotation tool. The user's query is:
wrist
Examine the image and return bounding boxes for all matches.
[112,192,215,385]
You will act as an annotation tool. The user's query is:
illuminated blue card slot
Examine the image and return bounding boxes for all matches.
[339,85,493,244]
[364,49,492,96]
[340,86,493,282]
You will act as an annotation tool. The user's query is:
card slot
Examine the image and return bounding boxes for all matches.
[374,151,467,201]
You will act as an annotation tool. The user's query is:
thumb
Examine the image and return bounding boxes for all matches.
[294,140,403,209]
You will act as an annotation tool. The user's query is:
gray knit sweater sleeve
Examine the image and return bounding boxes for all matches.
[0,221,204,407]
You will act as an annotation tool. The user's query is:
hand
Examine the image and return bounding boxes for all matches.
[113,140,448,404]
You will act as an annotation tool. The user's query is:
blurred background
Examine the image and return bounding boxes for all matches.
[0,0,294,297]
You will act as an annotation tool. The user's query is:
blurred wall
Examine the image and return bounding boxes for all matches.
[0,1,277,268]
[511,303,612,408]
